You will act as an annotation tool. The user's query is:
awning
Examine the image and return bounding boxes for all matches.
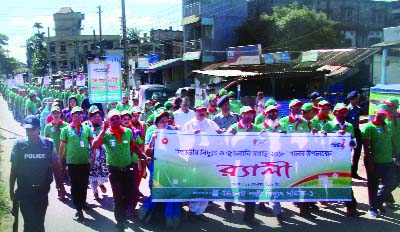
[181,15,200,26]
[371,40,400,48]
[193,70,261,77]
[183,51,202,61]
[147,58,183,71]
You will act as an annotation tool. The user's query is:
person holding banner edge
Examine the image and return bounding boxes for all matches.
[227,106,261,225]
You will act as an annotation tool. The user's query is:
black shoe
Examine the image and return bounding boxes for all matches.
[116,222,126,231]
[299,210,316,219]
[352,174,367,181]
[258,203,273,214]
[346,209,365,218]
[224,202,233,214]
[276,213,285,225]
[310,203,319,211]
[243,217,259,226]
[75,210,84,220]
[378,206,386,214]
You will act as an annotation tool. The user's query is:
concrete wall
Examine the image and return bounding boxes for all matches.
[373,52,400,84]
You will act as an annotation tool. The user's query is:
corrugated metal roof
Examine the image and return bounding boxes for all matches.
[371,40,400,47]
[317,65,351,77]
[148,58,183,71]
[57,7,74,14]
[193,70,261,77]
[294,48,379,69]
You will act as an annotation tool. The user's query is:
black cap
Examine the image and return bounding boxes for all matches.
[23,115,40,129]
[217,94,230,107]
[309,92,322,101]
[346,90,358,100]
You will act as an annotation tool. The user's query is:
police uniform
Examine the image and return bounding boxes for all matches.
[10,116,53,232]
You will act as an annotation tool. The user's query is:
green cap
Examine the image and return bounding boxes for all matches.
[301,102,315,112]
[164,101,173,108]
[375,104,390,115]
[228,91,235,97]
[208,94,216,101]
[123,91,129,97]
[107,109,120,118]
[88,105,100,115]
[50,106,61,113]
[121,110,132,117]
[69,95,77,100]
[154,108,169,122]
[265,98,277,107]
[384,97,399,108]
[289,99,303,109]
[265,105,278,113]
[219,89,228,96]
[318,100,331,107]
[71,106,83,114]
[333,103,348,112]
[239,106,256,115]
[28,91,35,97]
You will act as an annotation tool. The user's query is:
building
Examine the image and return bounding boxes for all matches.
[150,28,183,59]
[46,7,121,73]
[372,26,400,85]
[247,0,400,48]
[182,0,248,66]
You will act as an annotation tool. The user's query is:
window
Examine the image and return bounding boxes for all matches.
[50,43,56,53]
[60,42,66,52]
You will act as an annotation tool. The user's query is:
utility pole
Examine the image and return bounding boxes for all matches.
[47,27,52,78]
[121,0,129,90]
[97,6,103,56]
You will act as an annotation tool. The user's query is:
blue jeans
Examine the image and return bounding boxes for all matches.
[365,162,397,209]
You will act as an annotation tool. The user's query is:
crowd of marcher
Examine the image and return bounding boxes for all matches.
[1,83,399,232]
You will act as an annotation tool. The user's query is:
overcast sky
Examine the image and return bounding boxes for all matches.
[0,0,182,62]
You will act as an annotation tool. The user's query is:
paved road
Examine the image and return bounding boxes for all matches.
[0,96,399,232]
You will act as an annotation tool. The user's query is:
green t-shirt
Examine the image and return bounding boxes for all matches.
[323,120,354,137]
[257,121,285,132]
[229,99,242,114]
[60,124,94,164]
[103,127,135,167]
[311,114,334,131]
[362,121,393,164]
[386,117,400,154]
[116,103,132,113]
[228,122,261,132]
[44,121,69,152]
[25,98,39,115]
[254,113,265,125]
[279,116,311,133]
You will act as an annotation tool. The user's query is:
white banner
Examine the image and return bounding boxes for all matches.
[153,131,352,202]
[43,76,51,87]
[64,77,73,89]
[76,74,86,87]
[14,74,24,86]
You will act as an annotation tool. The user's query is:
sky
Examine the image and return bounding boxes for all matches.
[0,0,182,63]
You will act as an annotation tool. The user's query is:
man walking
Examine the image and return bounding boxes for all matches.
[10,115,54,232]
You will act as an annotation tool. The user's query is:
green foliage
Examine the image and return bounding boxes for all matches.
[127,27,142,45]
[26,31,48,76]
[236,3,344,51]
[0,33,25,77]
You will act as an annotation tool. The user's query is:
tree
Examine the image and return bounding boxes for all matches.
[236,3,344,51]
[26,31,48,76]
[0,33,25,77]
[33,22,43,34]
[127,27,142,56]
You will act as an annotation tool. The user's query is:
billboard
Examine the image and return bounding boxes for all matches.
[87,56,122,103]
[226,44,262,65]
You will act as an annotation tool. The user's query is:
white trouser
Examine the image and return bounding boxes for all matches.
[189,201,209,215]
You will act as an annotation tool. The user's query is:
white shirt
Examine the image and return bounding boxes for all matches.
[182,118,219,132]
[174,109,195,130]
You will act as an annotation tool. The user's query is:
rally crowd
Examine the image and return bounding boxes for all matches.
[1,83,399,232]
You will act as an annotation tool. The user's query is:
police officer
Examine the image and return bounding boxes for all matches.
[9,115,54,232]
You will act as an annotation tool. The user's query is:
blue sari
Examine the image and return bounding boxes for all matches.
[139,126,181,229]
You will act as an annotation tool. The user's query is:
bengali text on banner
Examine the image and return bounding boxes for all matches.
[152,131,352,202]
